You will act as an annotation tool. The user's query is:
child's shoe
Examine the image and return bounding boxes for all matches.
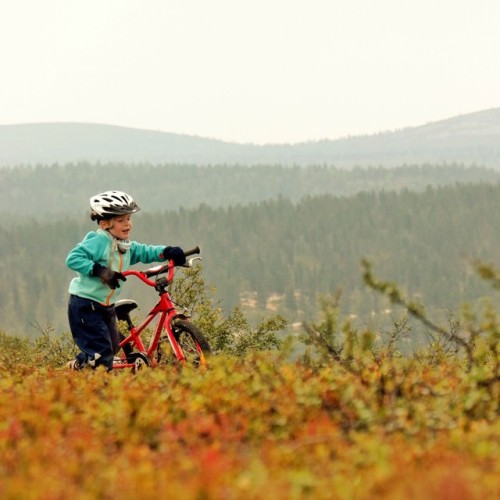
[66,359,82,371]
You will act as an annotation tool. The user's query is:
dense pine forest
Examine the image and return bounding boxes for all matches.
[1,163,499,217]
[2,163,500,338]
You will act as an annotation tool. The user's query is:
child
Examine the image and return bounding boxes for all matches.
[66,190,186,371]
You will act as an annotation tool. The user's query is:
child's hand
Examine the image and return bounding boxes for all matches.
[162,246,186,266]
[92,263,127,289]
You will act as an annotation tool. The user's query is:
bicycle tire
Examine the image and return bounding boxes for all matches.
[172,320,211,368]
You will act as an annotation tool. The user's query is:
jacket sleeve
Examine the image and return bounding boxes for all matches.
[129,242,166,265]
[66,232,109,276]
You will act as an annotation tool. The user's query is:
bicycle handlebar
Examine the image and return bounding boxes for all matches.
[184,246,200,257]
[122,246,201,284]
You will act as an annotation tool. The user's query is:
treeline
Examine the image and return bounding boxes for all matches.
[2,182,500,336]
[1,162,499,218]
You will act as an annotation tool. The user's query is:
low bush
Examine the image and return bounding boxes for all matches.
[0,264,498,498]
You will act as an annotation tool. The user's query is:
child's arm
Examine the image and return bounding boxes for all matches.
[130,243,185,266]
[66,232,108,275]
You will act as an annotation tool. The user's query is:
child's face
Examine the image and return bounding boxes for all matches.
[101,214,133,240]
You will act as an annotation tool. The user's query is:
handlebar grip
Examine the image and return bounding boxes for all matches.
[184,246,200,257]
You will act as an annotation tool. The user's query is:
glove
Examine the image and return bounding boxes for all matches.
[162,246,186,266]
[92,263,127,289]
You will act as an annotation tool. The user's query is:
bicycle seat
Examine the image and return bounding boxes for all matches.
[115,299,138,321]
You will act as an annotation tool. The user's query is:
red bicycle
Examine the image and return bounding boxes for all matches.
[113,246,211,371]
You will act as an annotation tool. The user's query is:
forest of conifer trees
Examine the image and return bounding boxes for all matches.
[1,163,500,338]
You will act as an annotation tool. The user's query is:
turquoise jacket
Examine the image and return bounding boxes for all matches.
[66,229,166,305]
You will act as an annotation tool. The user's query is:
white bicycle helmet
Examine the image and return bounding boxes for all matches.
[90,190,140,221]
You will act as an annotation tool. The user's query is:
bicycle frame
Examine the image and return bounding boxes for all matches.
[113,253,202,370]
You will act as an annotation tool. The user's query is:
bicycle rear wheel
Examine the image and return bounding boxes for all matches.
[172,320,211,368]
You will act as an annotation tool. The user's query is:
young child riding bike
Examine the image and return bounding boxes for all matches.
[65,190,186,371]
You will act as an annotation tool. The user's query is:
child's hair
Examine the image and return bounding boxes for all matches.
[90,211,115,222]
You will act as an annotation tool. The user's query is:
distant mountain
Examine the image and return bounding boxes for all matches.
[1,108,500,167]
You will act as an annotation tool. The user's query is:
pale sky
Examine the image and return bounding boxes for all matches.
[1,0,499,144]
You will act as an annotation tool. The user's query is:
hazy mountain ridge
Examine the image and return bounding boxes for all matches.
[1,108,500,167]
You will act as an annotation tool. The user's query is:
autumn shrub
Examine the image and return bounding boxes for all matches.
[0,263,498,498]
[156,263,287,356]
[0,331,32,371]
[0,352,498,499]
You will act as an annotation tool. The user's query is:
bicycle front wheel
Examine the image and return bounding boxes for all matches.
[172,320,211,368]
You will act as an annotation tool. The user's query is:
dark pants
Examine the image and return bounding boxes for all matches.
[68,295,119,370]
